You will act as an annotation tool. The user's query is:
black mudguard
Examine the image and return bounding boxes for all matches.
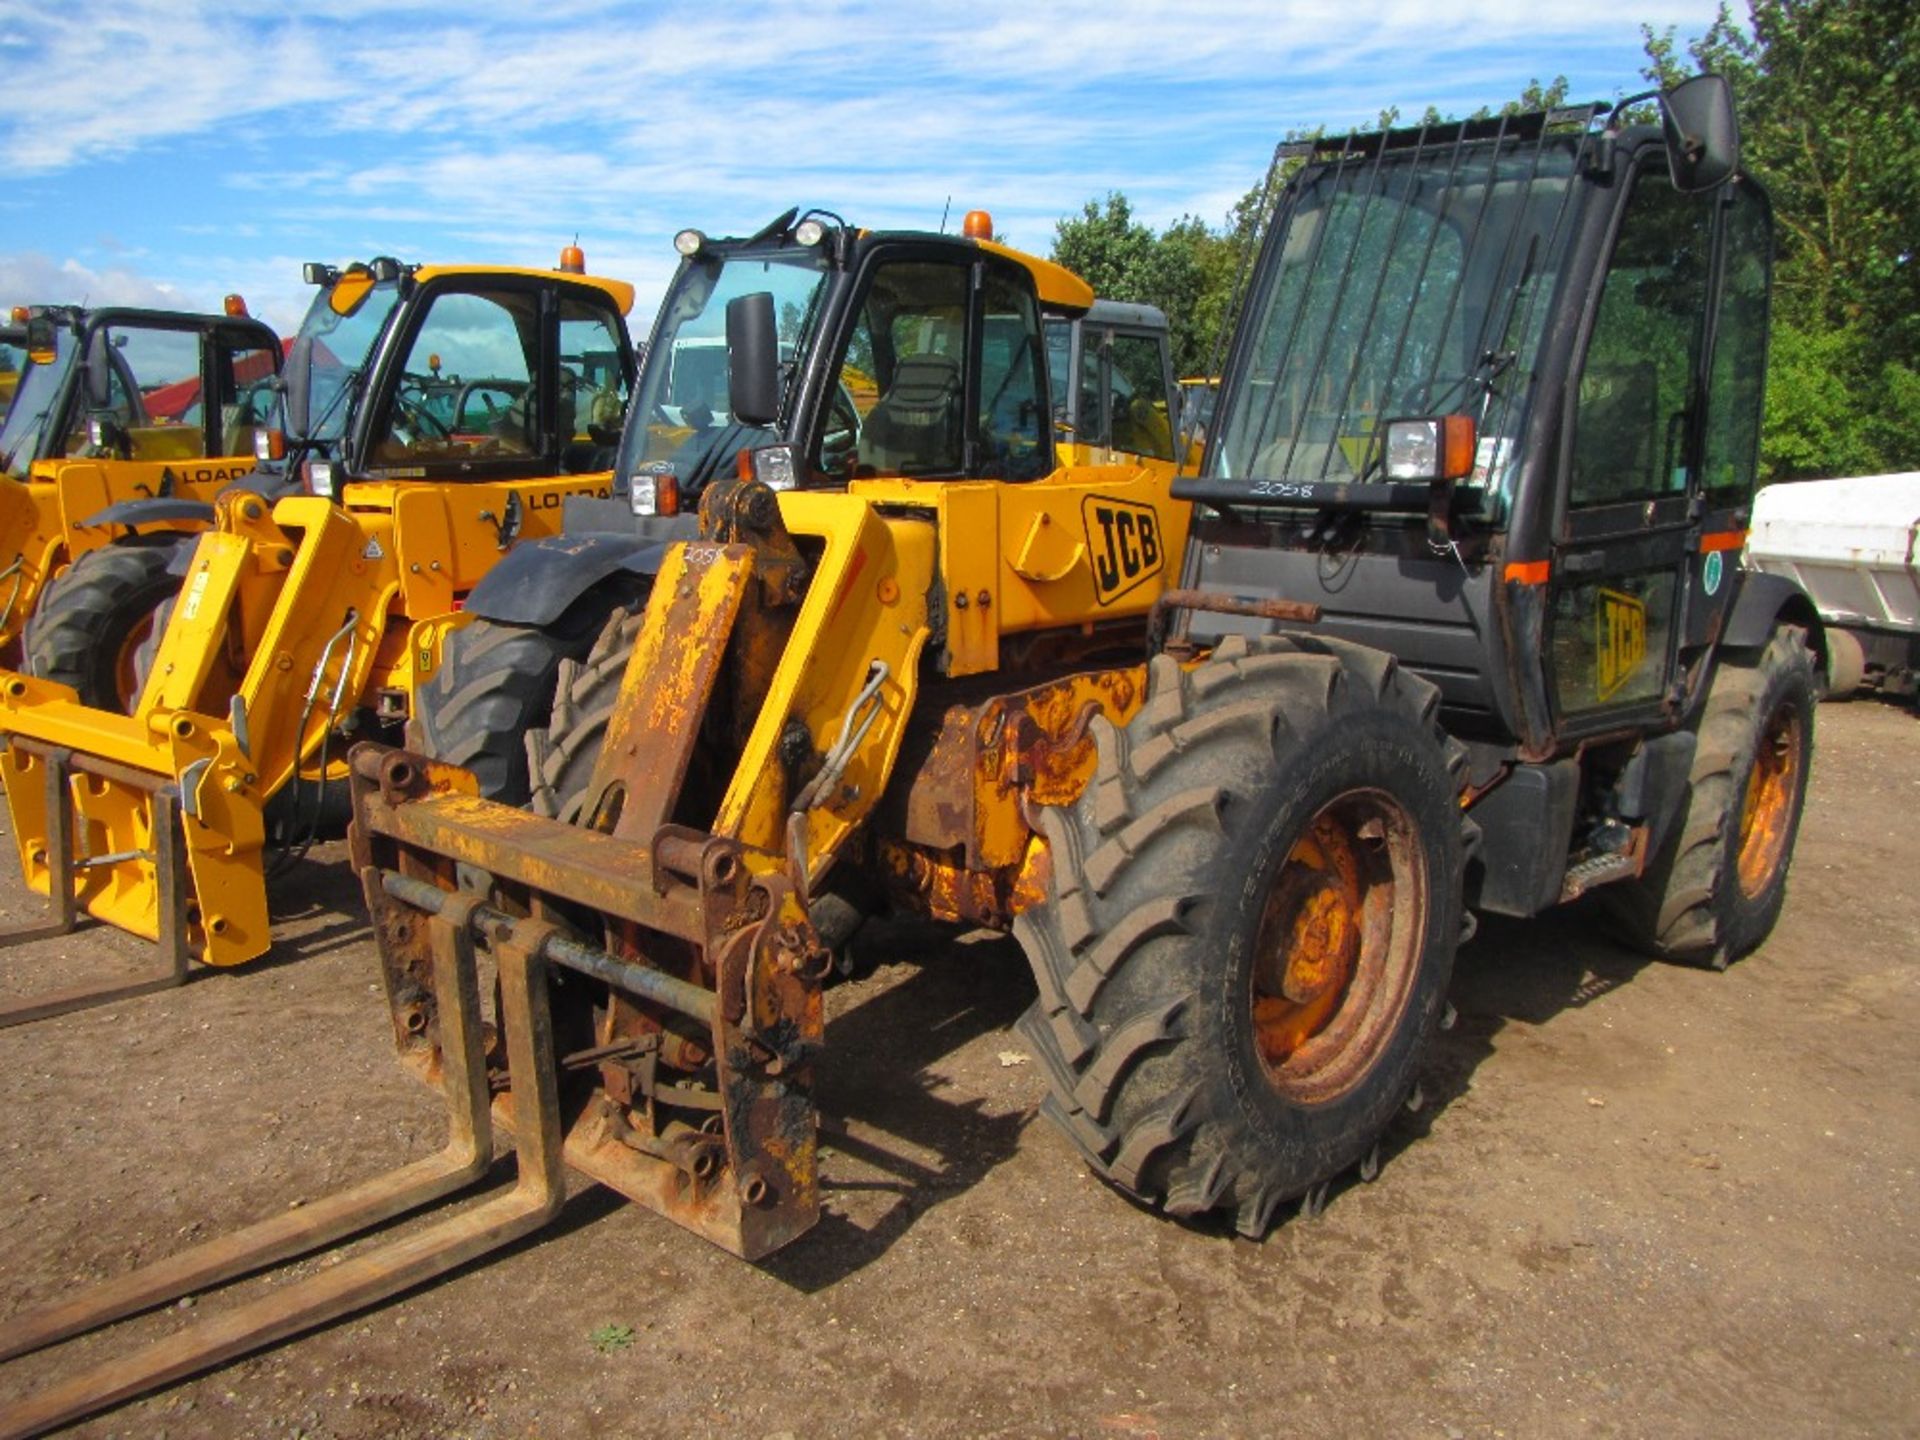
[76,497,217,530]
[1723,568,1826,666]
[460,530,681,627]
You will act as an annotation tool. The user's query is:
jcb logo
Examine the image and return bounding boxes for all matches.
[1082,496,1163,604]
[1595,587,1647,700]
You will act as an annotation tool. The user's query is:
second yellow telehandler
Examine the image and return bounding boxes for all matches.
[0,249,639,1022]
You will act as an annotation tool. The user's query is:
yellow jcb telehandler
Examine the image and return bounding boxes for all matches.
[0,250,638,1024]
[0,300,282,665]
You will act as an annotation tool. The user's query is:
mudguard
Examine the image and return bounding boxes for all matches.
[460,529,681,626]
[1723,567,1826,665]
[76,497,217,530]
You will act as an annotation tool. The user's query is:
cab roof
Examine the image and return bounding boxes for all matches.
[410,264,636,316]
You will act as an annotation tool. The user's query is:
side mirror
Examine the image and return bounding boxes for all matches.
[329,266,375,317]
[24,315,55,366]
[1661,74,1739,193]
[726,291,780,428]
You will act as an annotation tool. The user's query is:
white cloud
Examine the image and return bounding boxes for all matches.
[4,0,1735,326]
[0,252,195,312]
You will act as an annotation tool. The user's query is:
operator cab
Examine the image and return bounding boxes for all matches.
[1176,79,1767,761]
[0,304,281,479]
[1045,299,1182,466]
[273,253,637,501]
[616,208,1087,522]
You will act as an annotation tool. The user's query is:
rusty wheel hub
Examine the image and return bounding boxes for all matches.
[1250,788,1426,1105]
[1735,699,1803,898]
[113,611,157,712]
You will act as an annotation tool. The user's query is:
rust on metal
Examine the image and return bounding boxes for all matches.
[1736,697,1803,898]
[348,481,827,1260]
[1249,788,1425,1107]
[1148,586,1323,652]
[885,666,1145,924]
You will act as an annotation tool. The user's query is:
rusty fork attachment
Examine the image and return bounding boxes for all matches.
[0,889,570,1439]
[0,739,191,1029]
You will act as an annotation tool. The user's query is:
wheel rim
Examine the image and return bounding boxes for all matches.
[112,611,157,711]
[1735,698,1803,898]
[1249,787,1427,1105]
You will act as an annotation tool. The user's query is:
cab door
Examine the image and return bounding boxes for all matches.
[1545,159,1716,736]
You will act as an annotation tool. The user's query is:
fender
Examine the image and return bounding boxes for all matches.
[1723,567,1826,667]
[77,497,217,530]
[460,529,683,626]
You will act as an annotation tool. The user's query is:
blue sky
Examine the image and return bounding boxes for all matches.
[0,0,1727,338]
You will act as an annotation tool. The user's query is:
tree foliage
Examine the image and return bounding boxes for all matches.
[1644,0,1918,477]
[1054,10,1916,479]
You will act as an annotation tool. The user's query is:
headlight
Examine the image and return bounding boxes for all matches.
[630,462,679,516]
[673,229,706,258]
[1384,415,1475,482]
[749,444,798,492]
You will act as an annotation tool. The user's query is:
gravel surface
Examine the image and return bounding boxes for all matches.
[0,699,1914,1439]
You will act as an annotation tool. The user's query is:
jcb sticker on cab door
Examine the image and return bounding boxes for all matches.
[1081,495,1163,604]
[1595,587,1647,700]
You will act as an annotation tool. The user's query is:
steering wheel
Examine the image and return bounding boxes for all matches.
[391,381,454,447]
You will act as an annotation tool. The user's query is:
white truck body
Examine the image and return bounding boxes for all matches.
[1747,472,1920,634]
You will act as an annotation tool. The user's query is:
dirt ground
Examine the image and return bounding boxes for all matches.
[0,699,1915,1439]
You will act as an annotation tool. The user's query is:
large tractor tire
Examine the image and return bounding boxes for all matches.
[524,604,645,820]
[1606,626,1816,967]
[23,539,189,711]
[1016,633,1472,1237]
[408,610,610,806]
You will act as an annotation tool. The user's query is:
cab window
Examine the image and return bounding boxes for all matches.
[1569,172,1712,507]
[977,268,1048,480]
[377,289,538,463]
[1701,184,1771,502]
[1106,332,1175,460]
[79,326,206,459]
[216,339,280,457]
[559,298,629,469]
[830,261,970,479]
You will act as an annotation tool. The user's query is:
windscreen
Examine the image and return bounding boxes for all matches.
[0,326,75,477]
[285,279,403,444]
[1214,128,1588,516]
[617,245,831,490]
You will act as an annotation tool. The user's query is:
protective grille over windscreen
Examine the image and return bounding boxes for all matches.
[1212,108,1605,516]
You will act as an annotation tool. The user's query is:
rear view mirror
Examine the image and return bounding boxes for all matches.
[1661,74,1739,193]
[24,314,55,366]
[329,267,375,317]
[726,292,780,429]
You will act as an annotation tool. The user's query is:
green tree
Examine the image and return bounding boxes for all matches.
[1644,1,1920,477]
